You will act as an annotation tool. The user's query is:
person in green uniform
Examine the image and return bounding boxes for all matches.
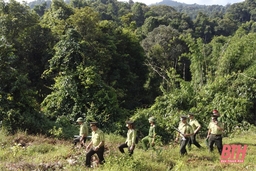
[141,116,156,151]
[73,117,88,147]
[85,122,105,168]
[187,113,202,149]
[212,109,220,117]
[175,115,194,155]
[118,120,136,156]
[205,109,221,147]
[207,116,224,155]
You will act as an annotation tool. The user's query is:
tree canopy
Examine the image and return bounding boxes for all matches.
[0,0,256,142]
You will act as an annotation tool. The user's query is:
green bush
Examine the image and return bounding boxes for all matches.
[27,143,56,154]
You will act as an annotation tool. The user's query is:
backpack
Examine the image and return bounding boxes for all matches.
[135,129,140,144]
[135,135,139,144]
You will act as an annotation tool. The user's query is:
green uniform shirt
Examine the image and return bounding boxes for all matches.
[125,129,136,147]
[79,122,88,137]
[148,125,156,138]
[178,122,193,137]
[208,121,223,135]
[189,119,201,131]
[92,129,105,147]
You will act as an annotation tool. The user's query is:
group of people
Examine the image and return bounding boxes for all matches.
[73,116,157,168]
[73,109,224,167]
[73,118,105,168]
[175,109,224,155]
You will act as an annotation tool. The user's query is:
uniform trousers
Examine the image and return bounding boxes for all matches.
[180,138,189,155]
[208,134,223,155]
[118,143,134,156]
[188,133,201,149]
[141,136,154,150]
[85,146,105,167]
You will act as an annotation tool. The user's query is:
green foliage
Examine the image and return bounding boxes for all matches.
[1,130,256,171]
[0,0,39,41]
[0,36,51,134]
[49,126,63,138]
[104,155,148,171]
[1,0,256,145]
[67,7,100,39]
[33,2,47,16]
[27,143,56,154]
[141,25,189,101]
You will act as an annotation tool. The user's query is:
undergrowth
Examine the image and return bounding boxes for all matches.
[0,127,255,171]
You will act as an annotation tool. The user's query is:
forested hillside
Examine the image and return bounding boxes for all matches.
[153,0,229,20]
[1,0,256,142]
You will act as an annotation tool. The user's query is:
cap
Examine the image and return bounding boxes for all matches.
[180,115,188,119]
[212,109,220,117]
[76,117,83,122]
[90,121,98,125]
[213,109,219,113]
[126,120,134,124]
[188,113,195,116]
[89,121,98,127]
[148,116,155,122]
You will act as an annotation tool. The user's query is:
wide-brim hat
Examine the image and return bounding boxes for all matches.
[76,117,83,122]
[126,120,134,124]
[148,116,155,122]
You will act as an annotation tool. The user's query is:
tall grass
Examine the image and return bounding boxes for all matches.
[0,127,255,171]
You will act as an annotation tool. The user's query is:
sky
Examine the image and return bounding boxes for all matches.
[121,0,245,6]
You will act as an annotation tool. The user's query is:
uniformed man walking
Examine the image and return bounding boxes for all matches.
[207,116,224,155]
[73,117,88,147]
[118,120,136,156]
[85,122,105,168]
[175,115,193,155]
[188,113,202,149]
[141,116,156,151]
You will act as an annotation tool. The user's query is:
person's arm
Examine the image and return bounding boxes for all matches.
[130,130,136,150]
[80,123,88,143]
[95,141,104,150]
[86,141,92,151]
[94,131,105,151]
[194,121,201,134]
[175,132,180,142]
[207,129,211,139]
[206,122,211,138]
[131,130,136,146]
[151,126,156,145]
[80,133,86,143]
[214,121,224,131]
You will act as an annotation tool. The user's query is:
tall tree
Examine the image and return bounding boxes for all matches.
[131,2,148,27]
[0,36,49,134]
[193,12,215,43]
[41,28,125,132]
[141,25,189,99]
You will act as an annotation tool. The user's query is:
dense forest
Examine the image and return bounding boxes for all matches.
[1,0,256,143]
